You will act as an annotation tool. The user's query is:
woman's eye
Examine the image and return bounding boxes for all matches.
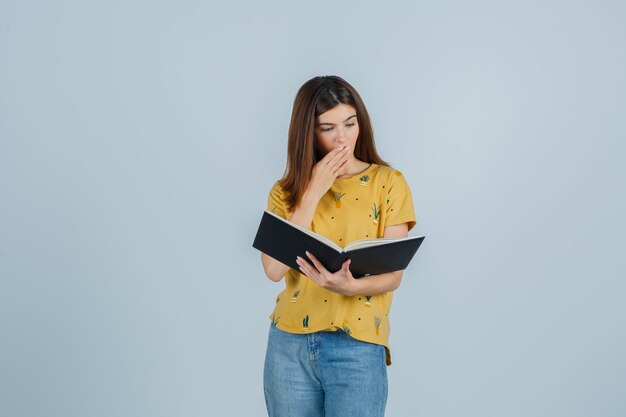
[321,123,355,132]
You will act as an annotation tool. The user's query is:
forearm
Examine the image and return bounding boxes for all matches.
[287,189,321,229]
[262,189,321,281]
[261,253,290,282]
[350,271,403,296]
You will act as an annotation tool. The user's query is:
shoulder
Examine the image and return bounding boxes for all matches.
[375,164,400,176]
[268,179,290,205]
[267,180,290,217]
[269,180,285,193]
[375,165,407,184]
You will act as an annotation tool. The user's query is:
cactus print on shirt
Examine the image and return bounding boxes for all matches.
[265,163,417,366]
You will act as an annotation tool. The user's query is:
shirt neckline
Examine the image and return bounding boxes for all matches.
[334,162,377,182]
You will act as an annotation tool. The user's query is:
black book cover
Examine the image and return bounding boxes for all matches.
[252,210,425,278]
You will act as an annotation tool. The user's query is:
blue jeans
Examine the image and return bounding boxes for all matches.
[263,323,388,417]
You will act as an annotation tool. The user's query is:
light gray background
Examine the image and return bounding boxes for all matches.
[1,1,625,416]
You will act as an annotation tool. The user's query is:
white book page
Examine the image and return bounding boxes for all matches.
[343,235,423,252]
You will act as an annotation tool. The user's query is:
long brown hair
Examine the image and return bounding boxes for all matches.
[278,75,391,212]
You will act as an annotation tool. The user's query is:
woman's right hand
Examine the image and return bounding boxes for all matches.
[307,145,352,200]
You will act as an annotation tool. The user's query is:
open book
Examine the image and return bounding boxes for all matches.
[252,210,425,278]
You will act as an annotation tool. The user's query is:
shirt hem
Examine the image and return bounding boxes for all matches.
[269,319,393,366]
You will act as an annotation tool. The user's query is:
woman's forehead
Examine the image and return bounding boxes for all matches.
[317,104,357,124]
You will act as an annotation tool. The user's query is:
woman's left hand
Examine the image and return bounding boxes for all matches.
[296,251,357,297]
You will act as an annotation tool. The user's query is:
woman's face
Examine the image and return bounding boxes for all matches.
[314,103,360,157]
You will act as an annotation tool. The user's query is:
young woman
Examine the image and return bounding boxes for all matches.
[261,75,417,417]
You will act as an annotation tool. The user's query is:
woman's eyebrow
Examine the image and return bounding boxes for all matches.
[318,114,357,126]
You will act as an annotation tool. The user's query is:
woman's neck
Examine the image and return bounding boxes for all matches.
[336,159,371,179]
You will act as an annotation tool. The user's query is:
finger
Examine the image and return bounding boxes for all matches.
[320,145,345,165]
[331,156,351,175]
[325,145,351,168]
[305,251,328,273]
[330,150,352,173]
[298,255,313,269]
[297,256,314,276]
[299,261,319,284]
[298,264,308,277]
[343,259,352,271]
[304,259,320,275]
[296,258,309,275]
[299,259,326,288]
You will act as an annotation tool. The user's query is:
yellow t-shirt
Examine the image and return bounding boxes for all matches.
[265,162,417,366]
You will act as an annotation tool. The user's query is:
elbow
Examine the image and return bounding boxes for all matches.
[265,270,283,282]
[392,271,404,291]
[261,253,287,282]
[262,265,285,283]
[262,264,280,282]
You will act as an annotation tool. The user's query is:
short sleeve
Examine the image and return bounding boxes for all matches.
[385,170,417,232]
[267,181,287,220]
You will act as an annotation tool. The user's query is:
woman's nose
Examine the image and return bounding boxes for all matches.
[336,126,346,140]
